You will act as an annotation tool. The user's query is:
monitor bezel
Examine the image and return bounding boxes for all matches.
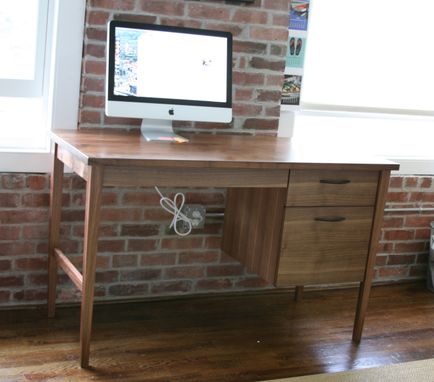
[107,20,233,109]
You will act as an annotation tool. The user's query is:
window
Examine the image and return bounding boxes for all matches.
[293,0,434,174]
[0,0,85,171]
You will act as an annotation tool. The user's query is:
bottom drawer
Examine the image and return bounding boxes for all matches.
[276,206,374,286]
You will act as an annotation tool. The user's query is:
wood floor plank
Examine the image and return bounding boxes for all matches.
[0,282,433,381]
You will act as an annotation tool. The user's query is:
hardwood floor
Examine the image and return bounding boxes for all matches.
[0,282,433,381]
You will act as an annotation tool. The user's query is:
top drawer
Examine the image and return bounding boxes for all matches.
[286,170,379,206]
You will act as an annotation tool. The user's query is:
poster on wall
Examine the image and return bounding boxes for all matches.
[281,74,302,107]
[286,36,306,68]
[289,0,310,31]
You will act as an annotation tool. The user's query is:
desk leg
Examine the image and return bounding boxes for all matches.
[352,170,390,342]
[48,144,64,318]
[80,165,103,368]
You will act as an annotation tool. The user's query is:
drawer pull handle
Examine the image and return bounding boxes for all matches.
[314,216,346,222]
[319,179,351,185]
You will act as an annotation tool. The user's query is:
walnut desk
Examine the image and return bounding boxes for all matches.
[48,129,399,368]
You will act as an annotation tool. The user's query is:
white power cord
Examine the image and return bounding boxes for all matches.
[154,186,192,236]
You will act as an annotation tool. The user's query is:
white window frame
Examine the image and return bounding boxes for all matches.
[0,0,86,173]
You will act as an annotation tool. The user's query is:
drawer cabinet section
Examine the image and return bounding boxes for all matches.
[286,170,379,207]
[276,206,374,287]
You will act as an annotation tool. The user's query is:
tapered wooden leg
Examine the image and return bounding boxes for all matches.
[80,165,103,368]
[352,170,390,342]
[294,286,304,301]
[48,144,64,318]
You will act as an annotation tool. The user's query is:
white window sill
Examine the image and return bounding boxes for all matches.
[0,151,52,173]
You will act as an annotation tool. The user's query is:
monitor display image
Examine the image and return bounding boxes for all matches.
[105,21,233,142]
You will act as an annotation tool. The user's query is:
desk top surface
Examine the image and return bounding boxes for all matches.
[51,129,399,171]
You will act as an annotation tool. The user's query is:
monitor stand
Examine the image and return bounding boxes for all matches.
[140,119,189,143]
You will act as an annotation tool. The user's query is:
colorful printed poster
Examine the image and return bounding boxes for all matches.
[286,36,306,68]
[289,0,309,31]
[281,74,302,106]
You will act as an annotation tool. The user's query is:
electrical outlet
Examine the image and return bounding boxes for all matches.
[182,204,206,229]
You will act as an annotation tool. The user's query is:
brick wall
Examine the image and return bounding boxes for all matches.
[1,173,433,306]
[80,0,289,134]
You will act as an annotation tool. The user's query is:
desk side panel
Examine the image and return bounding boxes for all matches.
[222,187,287,284]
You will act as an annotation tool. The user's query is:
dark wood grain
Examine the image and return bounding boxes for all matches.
[222,188,287,284]
[1,283,433,381]
[50,129,399,171]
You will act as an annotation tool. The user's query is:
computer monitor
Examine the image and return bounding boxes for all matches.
[105,20,233,142]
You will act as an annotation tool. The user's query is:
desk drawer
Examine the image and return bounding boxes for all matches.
[276,206,374,286]
[286,170,379,206]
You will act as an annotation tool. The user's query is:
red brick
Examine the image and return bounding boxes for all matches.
[387,254,416,265]
[120,224,159,237]
[266,74,284,86]
[79,110,101,124]
[389,177,403,188]
[0,242,34,256]
[243,118,279,130]
[140,253,176,266]
[375,255,387,266]
[2,174,25,189]
[382,217,404,228]
[13,289,47,301]
[112,254,138,268]
[207,264,244,277]
[26,175,47,190]
[410,192,434,203]
[420,177,432,188]
[127,239,158,252]
[205,23,243,36]
[87,10,110,25]
[0,226,20,240]
[378,266,409,278]
[90,0,134,10]
[122,192,160,205]
[251,57,285,72]
[250,26,288,42]
[86,27,107,41]
[195,122,232,130]
[151,281,191,294]
[233,41,267,54]
[233,71,265,86]
[233,103,263,117]
[97,239,125,253]
[164,266,204,279]
[21,193,49,207]
[232,8,268,23]
[120,269,161,282]
[82,77,105,92]
[112,13,157,24]
[82,94,105,108]
[101,208,142,221]
[159,18,202,29]
[95,271,119,283]
[0,291,10,302]
[405,215,434,228]
[15,258,47,270]
[196,278,232,290]
[143,209,170,221]
[265,106,281,117]
[404,177,418,188]
[415,228,431,240]
[0,259,11,271]
[394,242,427,253]
[0,193,20,207]
[188,4,230,20]
[204,236,221,249]
[61,209,85,222]
[179,251,220,264]
[263,0,289,10]
[386,192,408,203]
[0,276,24,287]
[256,90,282,102]
[377,241,393,253]
[273,13,290,27]
[161,237,203,250]
[383,229,414,241]
[141,0,185,15]
[85,43,105,58]
[108,283,149,296]
[103,116,141,126]
[270,44,287,56]
[22,225,48,240]
[235,88,254,101]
